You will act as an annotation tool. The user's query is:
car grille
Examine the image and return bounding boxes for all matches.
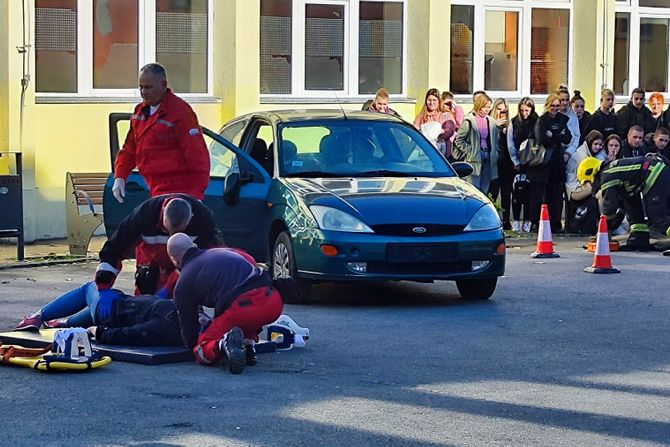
[370,224,465,236]
[366,261,471,275]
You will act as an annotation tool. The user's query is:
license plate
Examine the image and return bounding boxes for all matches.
[387,244,457,263]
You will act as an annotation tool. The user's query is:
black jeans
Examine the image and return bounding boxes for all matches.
[529,179,564,231]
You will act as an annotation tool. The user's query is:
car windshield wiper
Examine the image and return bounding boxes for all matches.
[356,170,413,177]
[284,171,349,178]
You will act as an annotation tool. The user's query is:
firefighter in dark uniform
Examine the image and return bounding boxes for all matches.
[577,154,670,250]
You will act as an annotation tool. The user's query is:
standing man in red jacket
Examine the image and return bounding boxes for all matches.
[112,63,210,202]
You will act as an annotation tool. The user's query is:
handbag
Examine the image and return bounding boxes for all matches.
[518,138,549,167]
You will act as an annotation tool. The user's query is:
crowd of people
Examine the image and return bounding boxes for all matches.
[365,86,670,238]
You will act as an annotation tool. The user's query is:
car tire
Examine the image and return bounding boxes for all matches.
[272,231,312,304]
[456,277,497,300]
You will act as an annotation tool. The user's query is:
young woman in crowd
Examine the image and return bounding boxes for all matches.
[414,88,455,149]
[604,134,622,161]
[507,97,539,168]
[555,85,580,158]
[363,88,400,117]
[526,94,572,233]
[565,130,606,234]
[507,97,539,232]
[570,90,591,145]
[585,88,617,140]
[488,98,514,230]
[453,93,499,195]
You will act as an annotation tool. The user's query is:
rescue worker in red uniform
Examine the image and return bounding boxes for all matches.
[167,233,284,374]
[112,63,209,202]
[578,153,670,249]
[95,195,221,299]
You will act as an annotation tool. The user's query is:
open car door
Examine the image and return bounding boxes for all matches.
[103,113,273,260]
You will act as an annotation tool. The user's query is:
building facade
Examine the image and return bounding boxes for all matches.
[0,0,667,241]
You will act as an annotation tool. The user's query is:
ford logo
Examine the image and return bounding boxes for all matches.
[412,226,427,234]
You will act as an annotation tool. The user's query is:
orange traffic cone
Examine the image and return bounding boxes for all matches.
[531,204,559,258]
[585,215,620,274]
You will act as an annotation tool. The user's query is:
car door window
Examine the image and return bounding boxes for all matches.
[246,121,275,176]
[209,120,247,177]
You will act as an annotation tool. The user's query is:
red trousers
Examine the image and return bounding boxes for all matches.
[193,286,283,365]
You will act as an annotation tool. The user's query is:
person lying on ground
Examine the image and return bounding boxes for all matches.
[15,282,182,346]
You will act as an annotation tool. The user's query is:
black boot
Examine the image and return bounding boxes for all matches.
[244,343,258,366]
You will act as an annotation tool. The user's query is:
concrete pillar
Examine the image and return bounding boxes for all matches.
[406,1,430,116]
[573,0,615,110]
[215,0,260,122]
[428,0,451,92]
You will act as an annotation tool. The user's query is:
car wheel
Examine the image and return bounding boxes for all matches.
[272,231,312,304]
[456,277,497,300]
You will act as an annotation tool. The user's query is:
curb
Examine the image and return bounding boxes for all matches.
[0,257,95,271]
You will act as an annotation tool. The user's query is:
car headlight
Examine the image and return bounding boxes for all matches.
[464,203,501,231]
[309,205,373,233]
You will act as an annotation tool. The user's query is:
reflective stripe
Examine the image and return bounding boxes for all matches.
[157,119,175,128]
[131,114,146,121]
[140,234,197,245]
[630,223,649,233]
[194,345,211,365]
[642,163,666,195]
[96,262,120,275]
[600,179,623,191]
[605,164,642,174]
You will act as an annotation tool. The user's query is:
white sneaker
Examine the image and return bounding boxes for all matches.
[522,221,531,233]
[511,221,521,232]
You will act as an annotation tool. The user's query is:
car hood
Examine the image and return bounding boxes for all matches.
[280,177,490,225]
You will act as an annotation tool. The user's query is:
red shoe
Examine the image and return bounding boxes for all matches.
[44,318,69,329]
[15,314,43,331]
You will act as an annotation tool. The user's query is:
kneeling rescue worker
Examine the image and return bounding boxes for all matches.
[577,153,670,249]
[167,233,284,374]
[95,194,220,299]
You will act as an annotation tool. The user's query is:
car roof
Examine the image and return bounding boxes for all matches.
[235,109,406,125]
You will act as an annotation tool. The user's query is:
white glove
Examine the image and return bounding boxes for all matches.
[112,178,126,203]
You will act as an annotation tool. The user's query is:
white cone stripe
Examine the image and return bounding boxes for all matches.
[538,219,552,242]
[595,231,610,256]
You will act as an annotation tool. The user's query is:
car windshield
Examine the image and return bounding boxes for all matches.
[277,120,456,178]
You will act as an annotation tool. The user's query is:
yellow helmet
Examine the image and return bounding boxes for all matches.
[577,157,603,184]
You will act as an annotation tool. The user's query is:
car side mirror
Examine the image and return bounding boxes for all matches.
[224,172,241,206]
[451,162,473,178]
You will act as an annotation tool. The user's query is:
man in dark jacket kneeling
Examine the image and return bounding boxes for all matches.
[167,233,284,374]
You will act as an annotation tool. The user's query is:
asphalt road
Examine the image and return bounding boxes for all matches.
[1,240,669,447]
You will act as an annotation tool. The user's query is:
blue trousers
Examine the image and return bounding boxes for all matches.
[41,281,102,326]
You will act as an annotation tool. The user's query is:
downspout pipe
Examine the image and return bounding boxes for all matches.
[600,0,608,90]
[17,0,31,152]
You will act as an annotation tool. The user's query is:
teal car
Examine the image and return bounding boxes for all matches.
[104,110,505,303]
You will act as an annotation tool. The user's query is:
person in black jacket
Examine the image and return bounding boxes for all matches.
[15,282,182,347]
[525,94,572,233]
[570,90,592,145]
[168,233,284,374]
[94,194,221,299]
[620,125,649,158]
[615,87,655,138]
[488,98,513,230]
[584,88,617,140]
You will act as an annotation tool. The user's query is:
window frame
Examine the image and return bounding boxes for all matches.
[615,0,670,100]
[36,0,214,98]
[450,0,573,101]
[260,0,407,99]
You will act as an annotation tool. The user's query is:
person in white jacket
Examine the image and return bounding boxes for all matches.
[565,130,606,234]
[556,85,581,160]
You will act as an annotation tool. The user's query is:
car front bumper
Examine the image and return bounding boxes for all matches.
[291,228,505,282]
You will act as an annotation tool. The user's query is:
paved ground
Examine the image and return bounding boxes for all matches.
[0,237,668,446]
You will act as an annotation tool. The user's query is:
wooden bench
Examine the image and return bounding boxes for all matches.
[65,172,109,256]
